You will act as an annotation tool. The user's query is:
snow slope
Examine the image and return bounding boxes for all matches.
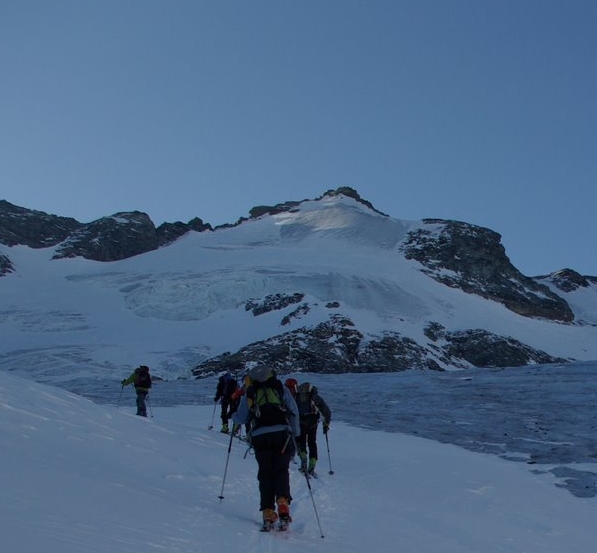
[2,370,596,553]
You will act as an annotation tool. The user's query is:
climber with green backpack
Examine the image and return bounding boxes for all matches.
[121,365,152,417]
[232,365,300,531]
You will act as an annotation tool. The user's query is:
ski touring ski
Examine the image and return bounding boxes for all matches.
[260,521,274,532]
[299,466,318,479]
[259,519,291,532]
[277,518,290,531]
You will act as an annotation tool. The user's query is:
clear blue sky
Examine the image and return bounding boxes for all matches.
[1,0,596,276]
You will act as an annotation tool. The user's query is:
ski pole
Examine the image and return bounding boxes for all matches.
[304,468,324,538]
[218,429,235,501]
[292,433,324,538]
[208,401,217,430]
[117,386,124,410]
[146,394,153,418]
[324,430,334,475]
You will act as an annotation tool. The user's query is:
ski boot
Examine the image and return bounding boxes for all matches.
[261,508,278,532]
[277,497,292,531]
[299,451,308,474]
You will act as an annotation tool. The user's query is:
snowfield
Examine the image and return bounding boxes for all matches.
[2,370,596,553]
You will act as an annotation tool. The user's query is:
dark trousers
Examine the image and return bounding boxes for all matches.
[252,431,294,511]
[298,419,319,460]
[220,398,237,424]
[136,391,148,416]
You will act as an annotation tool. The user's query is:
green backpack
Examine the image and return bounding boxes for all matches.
[247,377,287,430]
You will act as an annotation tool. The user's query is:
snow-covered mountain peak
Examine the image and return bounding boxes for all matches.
[2,187,597,385]
[269,193,409,249]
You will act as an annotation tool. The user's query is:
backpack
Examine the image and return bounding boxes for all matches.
[219,373,238,398]
[134,366,152,389]
[295,382,318,418]
[246,377,287,430]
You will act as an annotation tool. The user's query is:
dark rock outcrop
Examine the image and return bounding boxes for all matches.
[191,314,563,378]
[0,253,14,276]
[245,293,305,316]
[53,211,160,262]
[401,219,574,322]
[0,200,82,248]
[156,217,212,246]
[539,268,597,293]
[192,315,364,376]
[443,328,567,367]
[0,201,212,261]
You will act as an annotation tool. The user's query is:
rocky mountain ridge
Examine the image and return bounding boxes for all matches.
[0,199,212,262]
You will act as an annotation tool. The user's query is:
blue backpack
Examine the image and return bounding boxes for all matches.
[219,373,238,397]
[295,382,317,418]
